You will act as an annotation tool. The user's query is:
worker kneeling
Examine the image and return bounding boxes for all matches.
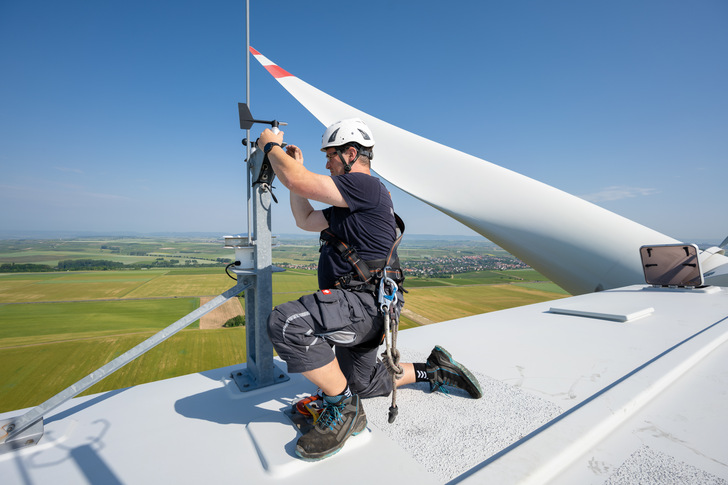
[257,118,482,461]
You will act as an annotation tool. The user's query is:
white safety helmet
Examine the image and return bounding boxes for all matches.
[321,118,375,151]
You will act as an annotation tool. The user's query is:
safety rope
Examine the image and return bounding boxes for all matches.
[378,269,404,423]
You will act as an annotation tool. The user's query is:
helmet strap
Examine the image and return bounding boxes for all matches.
[338,147,360,173]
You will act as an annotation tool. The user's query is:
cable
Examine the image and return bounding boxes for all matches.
[225,261,240,281]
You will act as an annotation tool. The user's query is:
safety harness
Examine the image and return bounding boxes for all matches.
[319,213,406,423]
[319,213,405,293]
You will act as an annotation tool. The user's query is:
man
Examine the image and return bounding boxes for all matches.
[256,118,482,462]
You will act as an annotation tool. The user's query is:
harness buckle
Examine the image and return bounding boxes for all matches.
[340,246,357,261]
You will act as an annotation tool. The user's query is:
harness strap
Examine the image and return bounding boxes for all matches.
[320,229,372,283]
[320,213,406,291]
[387,213,406,268]
[331,266,405,293]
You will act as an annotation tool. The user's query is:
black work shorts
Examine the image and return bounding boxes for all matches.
[267,288,402,398]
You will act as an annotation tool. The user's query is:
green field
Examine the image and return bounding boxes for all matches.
[2,328,248,412]
[0,299,200,347]
[0,248,567,413]
[0,271,164,302]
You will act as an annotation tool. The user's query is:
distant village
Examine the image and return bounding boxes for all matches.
[277,253,529,278]
[402,254,529,278]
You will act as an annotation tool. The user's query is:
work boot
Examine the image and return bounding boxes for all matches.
[426,345,483,398]
[295,393,367,461]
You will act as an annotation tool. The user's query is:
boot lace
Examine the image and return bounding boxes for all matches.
[316,402,345,431]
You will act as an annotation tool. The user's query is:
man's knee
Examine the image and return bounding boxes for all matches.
[267,301,312,349]
[350,373,393,398]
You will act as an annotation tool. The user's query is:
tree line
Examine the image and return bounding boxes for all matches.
[0,258,230,273]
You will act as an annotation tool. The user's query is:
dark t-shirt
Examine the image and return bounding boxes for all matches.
[318,173,397,289]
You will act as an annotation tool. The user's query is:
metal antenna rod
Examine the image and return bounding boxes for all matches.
[245,0,252,245]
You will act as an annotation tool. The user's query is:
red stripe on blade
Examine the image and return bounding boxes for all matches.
[249,46,261,56]
[265,64,293,79]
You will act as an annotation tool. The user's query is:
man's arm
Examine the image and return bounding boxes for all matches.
[290,191,328,232]
[257,129,347,207]
[282,143,329,231]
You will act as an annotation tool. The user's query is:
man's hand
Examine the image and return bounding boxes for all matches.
[255,129,346,209]
[256,128,285,150]
[286,144,304,164]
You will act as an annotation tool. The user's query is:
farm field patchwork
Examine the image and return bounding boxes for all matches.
[0,241,567,413]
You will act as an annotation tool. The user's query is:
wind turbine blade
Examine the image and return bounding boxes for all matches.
[251,47,686,295]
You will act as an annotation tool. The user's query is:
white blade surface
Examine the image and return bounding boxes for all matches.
[252,47,691,295]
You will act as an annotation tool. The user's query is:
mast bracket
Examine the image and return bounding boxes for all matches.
[0,418,43,454]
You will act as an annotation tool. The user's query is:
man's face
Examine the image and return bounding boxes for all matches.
[325,147,352,176]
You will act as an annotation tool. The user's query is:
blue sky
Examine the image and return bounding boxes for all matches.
[1,1,726,242]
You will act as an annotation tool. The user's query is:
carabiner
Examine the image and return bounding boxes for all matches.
[378,268,398,313]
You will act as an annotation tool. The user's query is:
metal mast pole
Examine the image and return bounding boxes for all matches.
[245,0,252,245]
[230,132,288,392]
[229,0,288,392]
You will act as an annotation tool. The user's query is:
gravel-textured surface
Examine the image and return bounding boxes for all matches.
[603,446,728,485]
[362,348,563,482]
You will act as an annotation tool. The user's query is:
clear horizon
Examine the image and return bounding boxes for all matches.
[0,230,722,248]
